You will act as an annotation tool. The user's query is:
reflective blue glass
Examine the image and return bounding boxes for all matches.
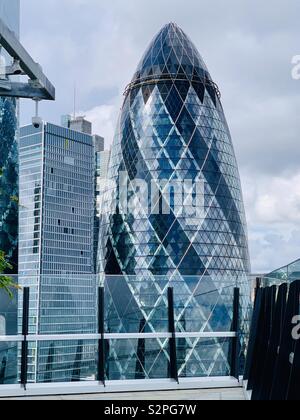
[19,123,97,383]
[99,23,251,377]
[0,0,20,272]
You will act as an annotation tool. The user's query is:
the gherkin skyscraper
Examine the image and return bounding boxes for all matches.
[99,23,250,379]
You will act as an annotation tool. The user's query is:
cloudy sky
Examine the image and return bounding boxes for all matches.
[20,0,300,273]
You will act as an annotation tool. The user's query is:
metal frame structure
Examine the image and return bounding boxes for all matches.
[0,17,55,100]
[123,75,221,99]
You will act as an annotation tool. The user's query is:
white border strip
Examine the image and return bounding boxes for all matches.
[0,377,241,398]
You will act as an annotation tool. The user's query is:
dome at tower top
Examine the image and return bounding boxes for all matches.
[131,22,212,85]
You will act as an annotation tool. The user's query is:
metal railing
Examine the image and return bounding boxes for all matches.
[123,73,221,99]
[0,283,242,397]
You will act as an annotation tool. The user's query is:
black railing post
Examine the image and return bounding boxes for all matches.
[20,287,30,389]
[230,287,240,379]
[259,283,287,400]
[135,319,146,379]
[0,356,7,384]
[255,277,262,301]
[168,287,179,383]
[98,287,106,385]
[251,285,277,400]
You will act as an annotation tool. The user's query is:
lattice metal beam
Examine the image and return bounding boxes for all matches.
[0,17,55,100]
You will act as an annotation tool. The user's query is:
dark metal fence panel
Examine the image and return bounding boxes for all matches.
[168,287,178,383]
[246,280,300,400]
[258,283,288,400]
[98,287,105,384]
[230,288,240,379]
[286,334,300,400]
[251,286,276,400]
[270,280,300,400]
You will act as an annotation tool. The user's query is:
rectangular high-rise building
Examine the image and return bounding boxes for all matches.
[61,116,107,271]
[18,122,97,382]
[93,136,109,272]
[95,149,111,219]
[19,123,95,276]
[61,115,92,135]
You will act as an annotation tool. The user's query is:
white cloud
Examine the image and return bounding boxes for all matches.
[242,171,300,272]
[248,228,300,274]
[243,171,300,227]
[82,102,120,148]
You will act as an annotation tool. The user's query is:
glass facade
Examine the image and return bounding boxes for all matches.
[103,275,241,379]
[264,258,300,284]
[94,137,107,272]
[0,283,18,384]
[0,0,20,272]
[98,23,251,377]
[19,123,97,382]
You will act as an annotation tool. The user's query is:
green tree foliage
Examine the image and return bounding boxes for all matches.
[0,251,20,298]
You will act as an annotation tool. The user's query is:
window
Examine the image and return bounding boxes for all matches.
[64,228,68,234]
[0,316,5,335]
[51,168,54,174]
[58,220,61,226]
[64,156,75,166]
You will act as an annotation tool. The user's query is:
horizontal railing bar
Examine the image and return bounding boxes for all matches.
[0,332,237,342]
[26,334,101,342]
[176,332,237,339]
[105,333,171,340]
[0,336,24,342]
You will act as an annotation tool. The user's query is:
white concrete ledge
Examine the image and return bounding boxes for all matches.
[242,381,252,400]
[0,377,241,398]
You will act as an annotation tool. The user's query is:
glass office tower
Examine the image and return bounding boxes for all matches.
[99,23,251,378]
[19,123,96,382]
[94,143,110,272]
[61,116,106,273]
[0,0,20,272]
